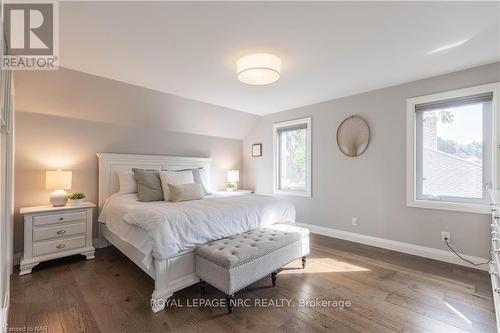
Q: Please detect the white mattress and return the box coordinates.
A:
[98,193,153,259]
[98,192,296,266]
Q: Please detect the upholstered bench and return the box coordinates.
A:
[195,224,310,313]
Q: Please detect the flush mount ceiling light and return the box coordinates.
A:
[237,53,281,85]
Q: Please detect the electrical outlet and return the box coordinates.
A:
[352,217,359,227]
[441,231,451,242]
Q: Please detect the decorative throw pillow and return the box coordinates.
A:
[159,170,195,201]
[165,168,211,195]
[196,168,212,195]
[116,170,137,194]
[168,183,204,202]
[132,168,163,202]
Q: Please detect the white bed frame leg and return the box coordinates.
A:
[151,258,173,313]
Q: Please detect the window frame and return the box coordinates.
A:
[273,117,312,197]
[406,83,500,214]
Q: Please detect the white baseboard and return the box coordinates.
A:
[94,237,109,249]
[296,222,489,271]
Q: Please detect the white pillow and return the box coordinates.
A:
[159,170,194,201]
[198,168,213,193]
[117,170,137,194]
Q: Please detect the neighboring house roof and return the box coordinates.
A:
[423,148,482,199]
[437,137,458,155]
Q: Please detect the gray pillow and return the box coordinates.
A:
[168,183,204,202]
[163,168,210,196]
[132,168,163,202]
[192,168,210,195]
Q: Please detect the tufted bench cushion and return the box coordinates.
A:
[195,224,309,297]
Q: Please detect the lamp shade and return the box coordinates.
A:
[45,170,72,190]
[227,170,240,183]
[237,53,281,85]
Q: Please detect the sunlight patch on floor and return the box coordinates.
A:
[280,257,370,274]
[444,301,472,325]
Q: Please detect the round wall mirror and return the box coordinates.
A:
[336,116,370,157]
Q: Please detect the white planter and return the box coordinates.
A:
[67,198,85,206]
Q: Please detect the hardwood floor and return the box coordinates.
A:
[9,233,496,333]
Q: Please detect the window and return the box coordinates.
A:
[273,117,311,197]
[407,83,499,214]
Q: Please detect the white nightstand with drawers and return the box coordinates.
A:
[19,202,96,275]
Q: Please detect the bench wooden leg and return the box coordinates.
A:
[271,271,278,287]
[302,256,307,269]
[226,294,234,313]
[200,280,207,295]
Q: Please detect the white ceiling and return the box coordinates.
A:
[60,1,500,115]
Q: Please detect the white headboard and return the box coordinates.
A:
[96,153,212,211]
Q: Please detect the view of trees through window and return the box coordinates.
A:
[279,127,306,189]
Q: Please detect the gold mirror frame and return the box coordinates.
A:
[336,116,370,157]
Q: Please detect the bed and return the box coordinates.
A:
[96,153,296,312]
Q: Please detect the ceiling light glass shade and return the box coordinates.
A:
[237,53,281,85]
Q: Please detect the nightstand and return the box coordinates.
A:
[19,202,96,275]
[213,189,254,196]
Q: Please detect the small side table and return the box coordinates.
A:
[19,202,96,275]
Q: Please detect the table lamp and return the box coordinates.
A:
[45,170,72,206]
[227,169,239,192]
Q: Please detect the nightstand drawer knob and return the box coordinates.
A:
[56,244,65,249]
[56,230,66,235]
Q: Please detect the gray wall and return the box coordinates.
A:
[14,68,258,140]
[14,68,256,254]
[243,62,500,258]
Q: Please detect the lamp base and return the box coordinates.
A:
[50,190,68,207]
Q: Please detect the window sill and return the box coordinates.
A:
[407,199,490,215]
[274,189,311,197]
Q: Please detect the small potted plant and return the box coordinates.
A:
[226,183,237,192]
[67,192,86,206]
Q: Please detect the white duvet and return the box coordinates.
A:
[99,193,295,261]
